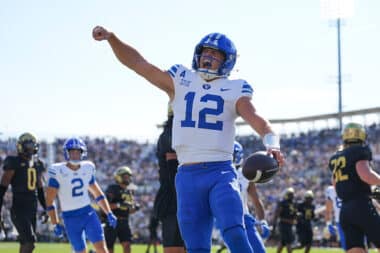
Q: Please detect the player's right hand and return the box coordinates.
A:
[107,212,117,229]
[92,26,111,41]
[53,224,64,237]
[327,223,336,236]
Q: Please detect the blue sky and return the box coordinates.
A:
[1,0,379,142]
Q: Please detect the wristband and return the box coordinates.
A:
[263,133,280,150]
[46,205,55,211]
[95,195,105,202]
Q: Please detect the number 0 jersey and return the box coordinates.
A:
[168,64,253,164]
[48,161,96,212]
[3,155,45,210]
[328,145,372,202]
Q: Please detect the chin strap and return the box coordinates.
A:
[68,160,81,166]
[197,69,223,81]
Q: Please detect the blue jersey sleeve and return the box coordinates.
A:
[48,177,60,188]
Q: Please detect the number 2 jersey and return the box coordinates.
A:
[3,155,45,211]
[168,64,253,164]
[48,161,95,212]
[328,145,372,202]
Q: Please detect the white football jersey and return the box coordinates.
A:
[237,168,250,215]
[48,161,96,212]
[168,65,253,164]
[325,185,342,223]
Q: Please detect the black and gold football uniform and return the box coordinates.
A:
[2,155,45,243]
[329,144,380,249]
[153,116,184,247]
[277,199,297,245]
[103,184,135,248]
[295,201,315,246]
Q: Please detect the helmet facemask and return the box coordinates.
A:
[196,47,226,81]
[192,33,237,81]
[17,133,39,158]
[63,138,88,165]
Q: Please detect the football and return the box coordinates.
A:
[242,151,279,183]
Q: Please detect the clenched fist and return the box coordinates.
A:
[92,26,112,41]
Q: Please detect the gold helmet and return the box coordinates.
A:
[114,166,133,185]
[284,187,295,200]
[304,190,314,200]
[342,122,366,144]
[16,132,39,157]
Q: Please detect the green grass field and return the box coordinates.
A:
[0,242,368,253]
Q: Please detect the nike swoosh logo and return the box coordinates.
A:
[220,88,230,91]
[221,171,230,174]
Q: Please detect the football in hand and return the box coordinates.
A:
[242,151,279,183]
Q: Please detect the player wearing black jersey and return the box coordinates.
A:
[328,123,380,253]
[292,190,315,253]
[273,187,297,253]
[0,133,47,253]
[153,106,185,253]
[103,166,139,253]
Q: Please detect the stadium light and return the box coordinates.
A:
[320,0,355,130]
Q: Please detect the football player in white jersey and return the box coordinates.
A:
[234,141,270,253]
[216,141,270,253]
[93,26,285,253]
[46,138,117,253]
[325,185,346,250]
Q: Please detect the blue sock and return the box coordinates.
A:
[222,225,253,253]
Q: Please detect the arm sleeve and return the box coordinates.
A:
[48,178,59,188]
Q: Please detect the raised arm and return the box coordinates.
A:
[92,26,174,99]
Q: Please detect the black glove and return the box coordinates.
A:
[39,211,49,224]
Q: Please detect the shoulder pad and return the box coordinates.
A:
[3,156,18,171]
[167,64,187,78]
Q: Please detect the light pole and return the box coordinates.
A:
[337,18,342,130]
[321,0,354,130]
